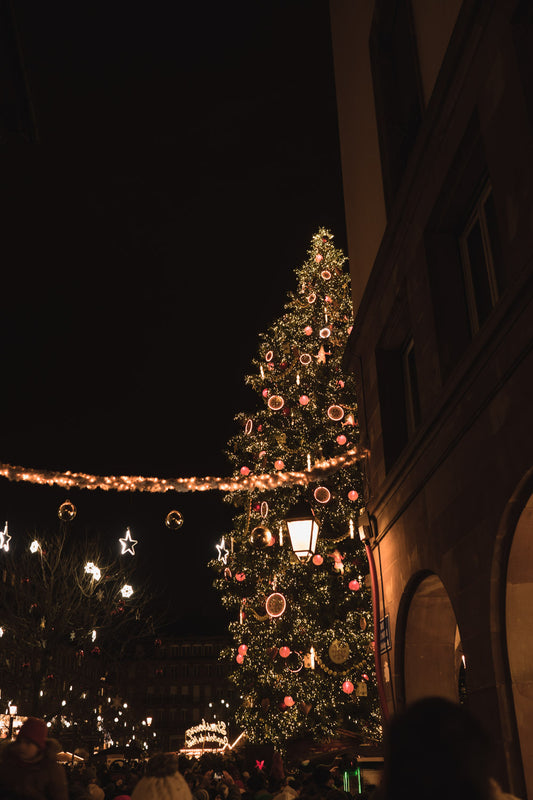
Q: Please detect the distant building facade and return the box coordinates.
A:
[125,634,234,753]
[330,0,533,796]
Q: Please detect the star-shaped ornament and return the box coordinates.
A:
[119,528,138,556]
[216,536,230,564]
[0,522,11,552]
[315,345,327,364]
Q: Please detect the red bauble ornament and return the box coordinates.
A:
[235,572,246,582]
[284,696,295,707]
[312,554,323,565]
[336,434,347,445]
[236,654,244,664]
[342,680,354,694]
[274,460,285,470]
[304,326,313,336]
[348,490,359,501]
[262,389,269,397]
[338,380,345,388]
[349,579,361,591]
[240,466,251,476]
[238,644,248,655]
[279,646,291,658]
[299,395,309,406]
[315,254,323,262]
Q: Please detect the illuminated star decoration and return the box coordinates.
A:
[0,522,11,552]
[216,536,230,564]
[120,584,133,599]
[119,527,138,556]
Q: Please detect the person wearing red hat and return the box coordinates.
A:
[0,716,68,799]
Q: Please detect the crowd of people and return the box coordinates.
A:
[0,697,523,800]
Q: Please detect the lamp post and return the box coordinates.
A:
[284,500,320,562]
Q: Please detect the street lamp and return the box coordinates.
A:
[284,500,320,562]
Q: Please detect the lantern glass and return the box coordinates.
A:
[285,503,319,562]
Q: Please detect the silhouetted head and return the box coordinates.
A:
[381,697,492,800]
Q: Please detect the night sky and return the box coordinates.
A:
[0,1,347,633]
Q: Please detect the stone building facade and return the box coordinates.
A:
[330,1,533,795]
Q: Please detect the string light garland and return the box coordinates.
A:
[0,448,366,494]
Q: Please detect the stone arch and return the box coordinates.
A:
[397,571,463,706]
[491,467,533,798]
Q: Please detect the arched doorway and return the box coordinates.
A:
[403,573,463,704]
[506,491,533,798]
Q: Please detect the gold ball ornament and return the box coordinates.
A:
[250,526,274,547]
[58,501,77,522]
[329,639,351,664]
[165,510,184,530]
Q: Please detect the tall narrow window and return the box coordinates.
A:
[402,338,421,434]
[460,184,503,333]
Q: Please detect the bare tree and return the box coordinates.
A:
[0,519,158,739]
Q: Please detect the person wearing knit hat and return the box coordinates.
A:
[0,715,68,799]
[131,753,193,800]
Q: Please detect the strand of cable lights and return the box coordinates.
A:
[0,448,366,494]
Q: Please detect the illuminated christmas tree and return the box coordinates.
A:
[211,229,382,751]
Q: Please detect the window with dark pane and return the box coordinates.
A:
[460,183,502,334]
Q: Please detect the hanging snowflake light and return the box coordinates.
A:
[85,562,101,581]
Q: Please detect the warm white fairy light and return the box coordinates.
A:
[30,540,40,553]
[0,448,366,494]
[120,584,133,598]
[91,630,97,642]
